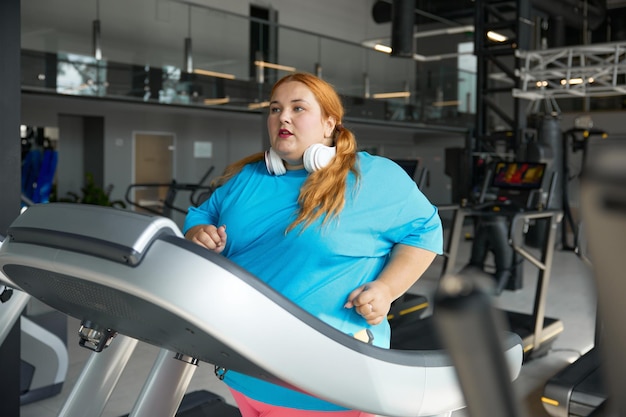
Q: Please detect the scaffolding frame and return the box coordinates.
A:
[514,41,626,100]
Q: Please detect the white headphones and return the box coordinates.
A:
[265,144,337,176]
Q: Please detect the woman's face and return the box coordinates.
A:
[267,81,336,169]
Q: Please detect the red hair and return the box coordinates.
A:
[215,72,360,232]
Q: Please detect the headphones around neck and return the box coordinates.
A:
[265,144,337,176]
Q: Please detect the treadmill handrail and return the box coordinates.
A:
[7,203,181,265]
[508,209,563,270]
[0,204,524,417]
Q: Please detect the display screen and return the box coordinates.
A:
[392,159,419,179]
[491,161,546,190]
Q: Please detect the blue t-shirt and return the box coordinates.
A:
[183,152,443,410]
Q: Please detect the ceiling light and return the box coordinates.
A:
[363,26,476,62]
[363,24,474,49]
[203,97,230,105]
[487,31,508,42]
[416,25,474,38]
[254,61,296,72]
[560,77,594,85]
[193,69,236,80]
[372,91,411,99]
[374,44,392,54]
[432,100,460,107]
[248,101,270,109]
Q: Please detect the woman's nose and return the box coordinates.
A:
[279,109,290,123]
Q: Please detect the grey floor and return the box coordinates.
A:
[19,223,598,417]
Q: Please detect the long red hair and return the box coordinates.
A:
[215,72,360,232]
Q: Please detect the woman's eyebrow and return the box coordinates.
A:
[269,98,308,105]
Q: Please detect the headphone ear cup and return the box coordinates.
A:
[303,144,337,172]
[265,148,286,176]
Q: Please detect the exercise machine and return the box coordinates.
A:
[444,205,563,361]
[125,166,215,218]
[541,136,625,417]
[20,304,69,405]
[542,287,606,416]
[0,203,524,417]
[465,161,554,292]
[434,272,528,417]
[579,138,626,416]
[412,139,626,417]
[441,162,564,361]
[542,345,607,417]
[0,252,29,346]
[560,127,607,254]
[0,235,69,406]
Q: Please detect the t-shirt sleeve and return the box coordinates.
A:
[397,190,444,254]
[182,188,222,235]
[381,161,444,254]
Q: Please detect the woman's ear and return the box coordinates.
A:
[324,116,337,139]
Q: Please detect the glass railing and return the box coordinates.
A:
[20,0,475,130]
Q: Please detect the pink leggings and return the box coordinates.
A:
[229,388,376,417]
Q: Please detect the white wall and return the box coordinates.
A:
[21,94,264,227]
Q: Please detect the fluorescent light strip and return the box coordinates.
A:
[413,25,474,39]
[374,44,392,54]
[254,60,296,72]
[561,77,594,85]
[248,101,270,109]
[372,91,411,99]
[432,100,460,107]
[193,69,236,80]
[487,31,508,42]
[364,24,474,48]
[203,97,230,105]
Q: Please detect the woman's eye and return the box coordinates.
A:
[270,107,281,113]
[293,106,304,112]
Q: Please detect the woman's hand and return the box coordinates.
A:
[344,244,438,326]
[344,280,393,326]
[185,224,227,253]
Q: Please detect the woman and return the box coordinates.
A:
[184,72,443,417]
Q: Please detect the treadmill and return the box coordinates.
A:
[542,347,607,417]
[426,142,626,417]
[541,137,626,417]
[0,203,524,417]
[441,161,564,361]
[542,305,607,417]
[580,138,626,417]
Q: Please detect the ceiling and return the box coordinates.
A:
[372,0,626,30]
[367,0,626,52]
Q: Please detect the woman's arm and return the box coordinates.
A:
[345,244,437,325]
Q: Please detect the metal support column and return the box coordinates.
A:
[0,0,22,414]
[474,0,533,159]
